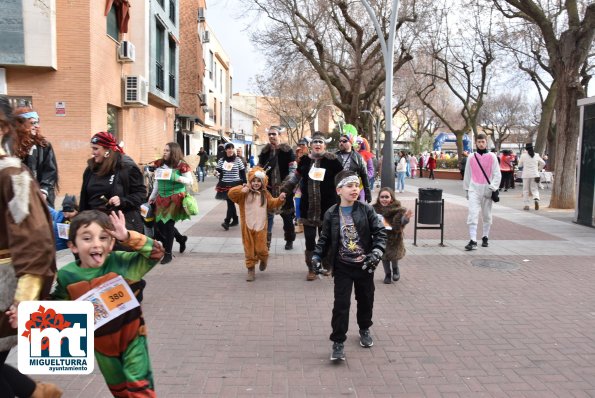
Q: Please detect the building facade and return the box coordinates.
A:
[0,0,179,195]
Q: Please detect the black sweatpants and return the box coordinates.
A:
[0,351,36,398]
[330,261,375,343]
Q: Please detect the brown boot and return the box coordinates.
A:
[246,268,255,281]
[31,382,63,398]
[304,250,315,281]
[306,270,316,281]
[259,258,268,271]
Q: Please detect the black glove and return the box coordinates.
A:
[362,249,382,273]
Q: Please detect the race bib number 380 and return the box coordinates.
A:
[76,275,139,330]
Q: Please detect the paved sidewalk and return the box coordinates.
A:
[10,177,595,397]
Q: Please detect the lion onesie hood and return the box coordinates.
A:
[228,167,285,269]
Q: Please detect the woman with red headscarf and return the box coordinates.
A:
[79,132,146,234]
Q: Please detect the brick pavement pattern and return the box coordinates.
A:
[21,179,595,397]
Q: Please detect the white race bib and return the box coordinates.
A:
[56,223,70,239]
[155,168,172,180]
[309,166,326,181]
[139,204,150,218]
[76,275,140,330]
[222,161,234,172]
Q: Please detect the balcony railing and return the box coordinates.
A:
[156,62,164,91]
[169,73,176,98]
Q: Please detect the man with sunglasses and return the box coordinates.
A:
[257,126,297,250]
[282,132,344,281]
[336,134,372,203]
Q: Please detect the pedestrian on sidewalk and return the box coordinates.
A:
[311,170,387,361]
[409,153,418,179]
[228,167,286,281]
[258,126,297,250]
[282,132,344,281]
[1,96,63,398]
[14,107,59,207]
[463,133,501,251]
[373,187,412,284]
[458,151,468,180]
[427,153,437,180]
[52,210,164,397]
[215,143,246,230]
[196,147,209,182]
[518,143,545,211]
[80,132,147,244]
[395,150,407,193]
[498,149,515,191]
[149,142,192,264]
[336,128,372,203]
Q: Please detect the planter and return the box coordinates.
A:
[432,169,463,180]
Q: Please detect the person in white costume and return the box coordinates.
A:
[463,133,501,250]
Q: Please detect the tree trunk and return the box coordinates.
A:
[549,73,583,209]
[535,82,557,155]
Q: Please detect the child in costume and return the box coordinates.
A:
[311,170,386,361]
[228,167,286,281]
[52,210,165,397]
[48,194,79,250]
[373,187,412,284]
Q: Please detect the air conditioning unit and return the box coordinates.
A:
[123,75,148,106]
[202,31,210,43]
[198,93,207,105]
[202,105,211,113]
[117,41,135,63]
[197,7,205,22]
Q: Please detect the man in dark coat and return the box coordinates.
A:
[336,134,372,202]
[258,126,297,249]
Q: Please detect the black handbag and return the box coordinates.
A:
[475,155,500,203]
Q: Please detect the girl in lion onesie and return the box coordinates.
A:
[228,167,286,281]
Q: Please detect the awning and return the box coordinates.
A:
[232,140,247,146]
[203,132,220,139]
[221,135,231,143]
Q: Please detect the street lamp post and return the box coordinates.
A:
[360,110,381,159]
[360,0,400,190]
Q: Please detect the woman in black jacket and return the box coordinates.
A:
[14,108,59,207]
[79,132,146,233]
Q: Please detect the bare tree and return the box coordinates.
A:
[254,61,329,146]
[413,0,497,159]
[246,0,426,144]
[480,92,531,151]
[491,0,595,208]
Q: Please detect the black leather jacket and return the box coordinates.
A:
[336,150,372,202]
[24,142,58,207]
[313,201,386,269]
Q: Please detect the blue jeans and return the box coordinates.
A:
[396,171,406,191]
[198,166,206,182]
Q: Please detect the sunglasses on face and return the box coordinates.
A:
[339,139,349,143]
[311,140,324,145]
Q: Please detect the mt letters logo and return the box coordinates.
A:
[18,301,94,374]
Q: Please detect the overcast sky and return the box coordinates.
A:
[206,0,265,94]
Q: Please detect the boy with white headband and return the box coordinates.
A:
[311,169,386,361]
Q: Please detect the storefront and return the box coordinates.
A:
[575,96,595,227]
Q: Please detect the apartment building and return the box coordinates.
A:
[0,0,179,195]
[199,23,233,154]
[176,0,207,156]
